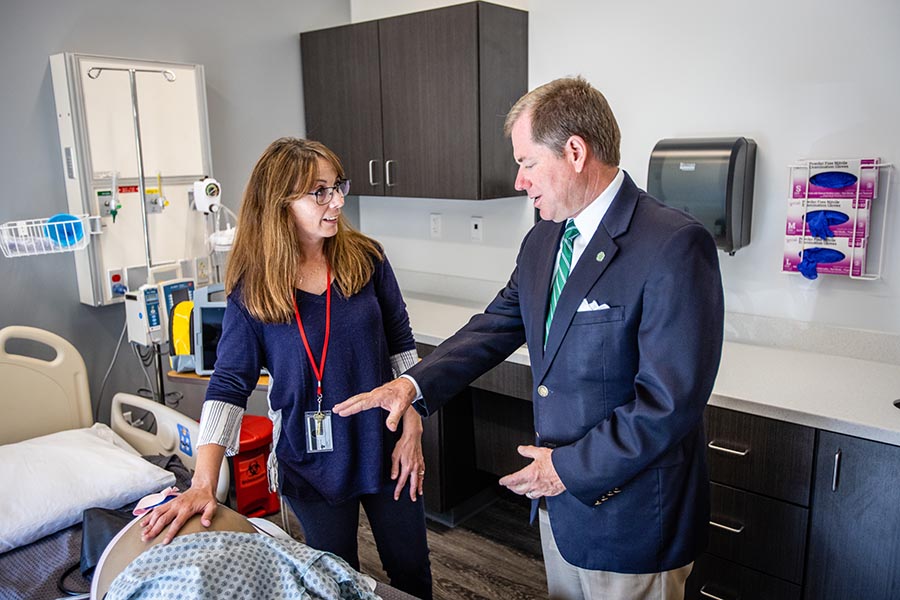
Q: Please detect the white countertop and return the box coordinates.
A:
[405,295,900,446]
[405,295,531,366]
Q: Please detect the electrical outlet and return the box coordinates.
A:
[430,213,442,239]
[195,256,211,286]
[107,268,126,298]
[470,216,484,242]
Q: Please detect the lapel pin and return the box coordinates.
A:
[596,251,606,262]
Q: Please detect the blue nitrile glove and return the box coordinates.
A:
[806,210,849,239]
[809,171,857,189]
[798,247,845,280]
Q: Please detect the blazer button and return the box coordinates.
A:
[537,385,549,397]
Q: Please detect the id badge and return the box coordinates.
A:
[305,410,334,453]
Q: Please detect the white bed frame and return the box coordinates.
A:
[0,325,228,501]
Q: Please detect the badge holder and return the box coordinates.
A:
[305,410,333,453]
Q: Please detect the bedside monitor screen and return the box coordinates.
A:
[199,306,226,373]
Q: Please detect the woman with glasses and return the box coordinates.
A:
[140,137,432,599]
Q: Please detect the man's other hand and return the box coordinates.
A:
[499,445,566,499]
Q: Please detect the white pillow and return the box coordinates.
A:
[0,423,176,553]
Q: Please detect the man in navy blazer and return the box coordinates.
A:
[337,77,724,599]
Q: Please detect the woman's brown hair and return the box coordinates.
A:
[225,137,383,323]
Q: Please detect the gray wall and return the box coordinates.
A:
[0,0,350,422]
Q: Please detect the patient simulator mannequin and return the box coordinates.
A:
[92,505,255,599]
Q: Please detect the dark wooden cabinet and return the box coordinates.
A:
[688,407,815,600]
[301,21,384,197]
[804,431,900,600]
[301,2,527,200]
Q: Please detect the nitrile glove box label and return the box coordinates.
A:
[783,235,866,277]
[785,196,868,240]
[791,159,879,200]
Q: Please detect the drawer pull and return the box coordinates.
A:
[832,448,842,492]
[368,159,381,186]
[710,519,745,534]
[708,440,750,457]
[700,585,733,600]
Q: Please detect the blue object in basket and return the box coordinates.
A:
[809,171,858,189]
[44,214,84,247]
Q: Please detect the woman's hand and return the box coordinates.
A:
[140,443,225,544]
[140,485,218,545]
[391,409,425,501]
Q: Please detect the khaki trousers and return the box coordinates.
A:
[539,508,693,600]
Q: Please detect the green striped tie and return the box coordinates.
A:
[545,219,580,343]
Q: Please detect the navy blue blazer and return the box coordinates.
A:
[407,172,724,573]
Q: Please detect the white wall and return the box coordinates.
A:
[354,0,900,342]
[528,0,900,335]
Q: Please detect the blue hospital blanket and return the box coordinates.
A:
[105,531,381,600]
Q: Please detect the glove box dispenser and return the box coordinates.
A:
[647,137,757,254]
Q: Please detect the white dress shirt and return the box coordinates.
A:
[559,168,624,273]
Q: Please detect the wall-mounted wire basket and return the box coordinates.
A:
[0,214,101,258]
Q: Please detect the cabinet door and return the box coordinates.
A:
[804,431,900,600]
[301,22,385,196]
[378,4,480,199]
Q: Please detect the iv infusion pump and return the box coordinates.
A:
[125,277,195,346]
[125,285,164,346]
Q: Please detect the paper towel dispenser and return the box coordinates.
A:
[647,137,757,254]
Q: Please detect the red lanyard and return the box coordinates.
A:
[292,263,331,400]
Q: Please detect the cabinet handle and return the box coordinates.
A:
[699,585,732,600]
[710,519,745,534]
[832,448,842,492]
[385,160,396,187]
[368,160,381,186]
[707,440,750,457]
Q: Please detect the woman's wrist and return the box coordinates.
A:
[400,411,423,438]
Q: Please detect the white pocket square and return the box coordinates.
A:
[577,299,611,312]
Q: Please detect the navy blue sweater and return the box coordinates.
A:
[205,256,416,504]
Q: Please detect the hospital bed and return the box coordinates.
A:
[0,326,416,600]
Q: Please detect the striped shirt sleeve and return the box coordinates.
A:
[390,348,419,379]
[198,400,244,456]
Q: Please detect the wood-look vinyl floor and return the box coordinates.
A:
[274,493,547,600]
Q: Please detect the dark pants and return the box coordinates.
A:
[285,480,433,600]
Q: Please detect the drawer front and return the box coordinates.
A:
[686,553,802,600]
[708,483,808,583]
[705,406,815,505]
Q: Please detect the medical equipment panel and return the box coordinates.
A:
[159,278,195,324]
[125,285,164,346]
[49,53,214,306]
[192,283,226,376]
[647,137,757,254]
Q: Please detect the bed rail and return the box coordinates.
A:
[111,393,230,502]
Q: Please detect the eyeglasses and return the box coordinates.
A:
[307,179,351,205]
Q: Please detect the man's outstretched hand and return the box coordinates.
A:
[333,377,418,432]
